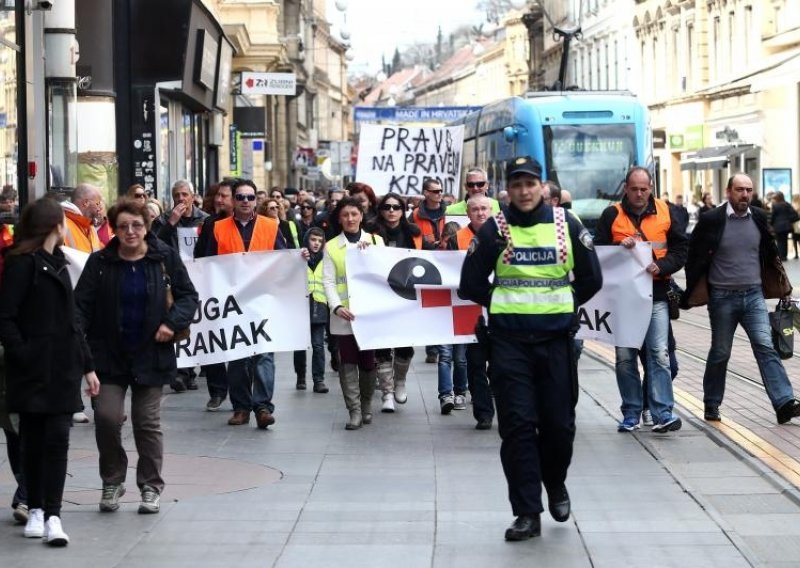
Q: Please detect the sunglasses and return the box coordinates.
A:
[235,194,256,201]
[267,205,279,210]
[466,181,486,188]
[133,193,146,199]
[300,205,314,210]
[380,204,403,211]
[425,188,443,194]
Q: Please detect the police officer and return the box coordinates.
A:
[459,156,603,541]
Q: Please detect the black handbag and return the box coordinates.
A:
[770,299,795,359]
[667,279,683,321]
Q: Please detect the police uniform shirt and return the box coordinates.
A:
[459,201,602,323]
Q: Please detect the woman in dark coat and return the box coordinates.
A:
[74,198,198,516]
[0,197,100,546]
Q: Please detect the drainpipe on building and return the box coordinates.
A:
[42,0,78,194]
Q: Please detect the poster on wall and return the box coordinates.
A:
[763,168,792,200]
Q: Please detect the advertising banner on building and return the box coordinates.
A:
[241,72,297,96]
[355,123,464,195]
[62,248,311,367]
[575,244,653,348]
[347,247,482,350]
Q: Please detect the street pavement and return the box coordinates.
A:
[4,328,800,567]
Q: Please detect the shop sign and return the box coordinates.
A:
[669,134,684,149]
[685,125,704,150]
[230,124,240,177]
[241,72,297,96]
[652,129,666,149]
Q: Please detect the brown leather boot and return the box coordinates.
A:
[255,409,275,429]
[227,410,250,426]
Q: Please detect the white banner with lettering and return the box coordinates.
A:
[575,243,653,348]
[177,227,199,261]
[355,123,464,196]
[62,247,311,367]
[347,247,483,350]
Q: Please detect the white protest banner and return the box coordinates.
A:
[576,243,653,348]
[347,247,482,350]
[355,123,464,196]
[62,247,89,288]
[62,247,311,367]
[177,227,199,261]
[176,250,310,367]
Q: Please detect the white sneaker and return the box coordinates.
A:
[381,394,395,413]
[72,411,90,424]
[138,485,160,514]
[394,382,408,404]
[23,507,44,538]
[44,516,69,547]
[454,394,467,410]
[642,409,654,427]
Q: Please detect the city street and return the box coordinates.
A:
[5,259,800,567]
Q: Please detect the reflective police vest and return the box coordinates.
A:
[325,232,385,309]
[611,199,670,279]
[489,207,574,330]
[307,262,326,304]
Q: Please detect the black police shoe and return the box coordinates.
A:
[504,514,541,541]
[777,399,800,424]
[547,484,571,522]
[704,406,721,421]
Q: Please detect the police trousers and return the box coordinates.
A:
[490,331,577,516]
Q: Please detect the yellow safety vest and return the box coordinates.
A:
[325,232,384,309]
[490,207,574,326]
[308,262,326,304]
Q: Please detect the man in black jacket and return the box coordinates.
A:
[683,173,800,424]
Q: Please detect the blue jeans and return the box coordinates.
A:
[704,286,794,410]
[438,344,467,398]
[228,352,275,413]
[615,301,675,424]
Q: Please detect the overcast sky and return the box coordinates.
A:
[326,0,487,77]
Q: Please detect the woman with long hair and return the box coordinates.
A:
[74,198,198,517]
[323,196,384,429]
[0,197,100,546]
[370,192,425,412]
[346,182,378,229]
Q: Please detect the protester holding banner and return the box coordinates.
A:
[371,192,425,412]
[0,197,101,546]
[323,196,385,430]
[447,195,495,429]
[206,179,286,429]
[194,180,234,412]
[74,197,198,516]
[459,156,603,541]
[594,167,688,434]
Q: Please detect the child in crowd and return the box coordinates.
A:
[297,227,329,393]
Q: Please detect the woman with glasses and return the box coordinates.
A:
[371,192,428,412]
[74,198,198,516]
[323,196,384,429]
[0,197,100,546]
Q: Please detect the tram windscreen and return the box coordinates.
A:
[543,124,637,227]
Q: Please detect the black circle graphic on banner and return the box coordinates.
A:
[387,258,443,301]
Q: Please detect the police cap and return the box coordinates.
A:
[505,156,543,180]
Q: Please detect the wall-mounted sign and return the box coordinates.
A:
[652,129,666,149]
[215,39,233,109]
[194,29,218,89]
[240,72,296,96]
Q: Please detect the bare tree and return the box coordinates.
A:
[476,0,518,23]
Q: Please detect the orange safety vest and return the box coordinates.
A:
[213,215,279,254]
[611,199,671,277]
[411,234,422,250]
[411,207,445,245]
[63,210,103,253]
[454,226,475,251]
